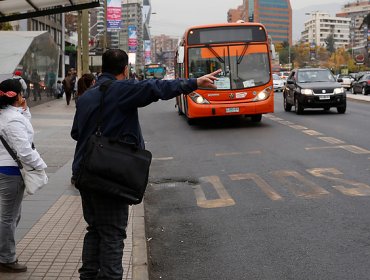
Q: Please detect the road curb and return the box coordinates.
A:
[132,200,149,280]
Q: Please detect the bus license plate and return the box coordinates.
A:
[319,95,330,100]
[226,107,239,113]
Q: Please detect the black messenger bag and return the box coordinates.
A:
[75,80,152,205]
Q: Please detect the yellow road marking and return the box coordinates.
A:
[308,168,370,196]
[303,130,323,136]
[289,125,308,130]
[318,137,345,144]
[152,157,174,161]
[193,176,235,208]
[215,151,262,157]
[229,173,283,201]
[306,145,370,154]
[272,170,329,198]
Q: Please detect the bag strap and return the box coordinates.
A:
[0,135,23,169]
[96,79,114,135]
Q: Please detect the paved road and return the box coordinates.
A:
[142,93,370,280]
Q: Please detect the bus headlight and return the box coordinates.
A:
[188,92,210,104]
[253,86,272,101]
[334,88,344,94]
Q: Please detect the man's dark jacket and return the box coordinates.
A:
[71,73,197,176]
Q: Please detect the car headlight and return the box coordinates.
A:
[301,89,314,95]
[333,88,344,94]
[188,92,210,104]
[253,86,272,101]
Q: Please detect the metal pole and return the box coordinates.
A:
[82,9,89,73]
[103,0,107,52]
[77,11,82,77]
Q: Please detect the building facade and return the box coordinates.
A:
[300,12,350,50]
[151,34,178,70]
[227,5,244,22]
[336,1,370,49]
[236,0,292,45]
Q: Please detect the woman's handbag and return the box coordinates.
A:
[0,135,48,195]
[75,80,152,205]
[20,168,48,195]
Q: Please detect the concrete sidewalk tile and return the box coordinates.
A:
[0,195,134,280]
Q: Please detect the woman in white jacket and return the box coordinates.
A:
[0,79,46,273]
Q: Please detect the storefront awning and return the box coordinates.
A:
[0,0,100,23]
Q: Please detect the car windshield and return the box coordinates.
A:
[297,70,335,83]
[273,74,281,80]
[188,44,270,90]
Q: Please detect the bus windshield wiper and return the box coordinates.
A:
[205,44,225,64]
[237,43,250,65]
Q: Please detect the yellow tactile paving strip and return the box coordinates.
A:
[0,195,133,280]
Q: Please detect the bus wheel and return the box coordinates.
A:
[251,114,262,122]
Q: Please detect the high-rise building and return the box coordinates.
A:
[227,5,244,22]
[300,12,350,49]
[336,1,370,49]
[235,0,292,45]
[151,34,178,70]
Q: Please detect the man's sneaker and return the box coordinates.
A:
[0,260,27,273]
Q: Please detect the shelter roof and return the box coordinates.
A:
[0,0,100,23]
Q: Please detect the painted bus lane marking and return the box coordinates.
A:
[229,173,283,201]
[305,145,370,154]
[271,170,330,199]
[307,168,370,196]
[193,176,235,208]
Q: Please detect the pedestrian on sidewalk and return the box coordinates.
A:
[62,69,75,105]
[71,49,220,280]
[0,79,47,273]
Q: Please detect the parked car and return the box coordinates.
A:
[272,73,285,92]
[279,71,290,82]
[336,74,354,90]
[351,74,370,95]
[283,68,346,114]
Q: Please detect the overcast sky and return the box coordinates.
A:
[149,0,348,37]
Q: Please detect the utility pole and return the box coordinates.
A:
[77,11,82,77]
[102,0,107,52]
[82,9,89,73]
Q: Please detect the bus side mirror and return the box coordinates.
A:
[177,46,184,63]
[270,44,276,60]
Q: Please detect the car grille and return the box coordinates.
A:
[312,88,333,94]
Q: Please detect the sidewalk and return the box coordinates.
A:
[0,99,148,280]
[346,92,370,102]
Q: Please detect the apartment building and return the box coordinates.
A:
[233,0,292,45]
[300,12,350,49]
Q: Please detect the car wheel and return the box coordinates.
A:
[351,87,356,94]
[251,114,262,122]
[362,87,366,95]
[295,98,304,115]
[284,95,292,112]
[337,103,346,114]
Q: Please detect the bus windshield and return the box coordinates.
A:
[188,44,270,90]
[144,64,166,79]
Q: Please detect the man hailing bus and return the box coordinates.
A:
[71,49,220,280]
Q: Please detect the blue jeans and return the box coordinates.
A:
[79,190,129,280]
[0,174,24,263]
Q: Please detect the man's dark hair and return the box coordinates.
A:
[102,49,128,76]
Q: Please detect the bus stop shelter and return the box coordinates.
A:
[0,0,99,23]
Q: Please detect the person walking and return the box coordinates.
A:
[0,79,47,273]
[62,70,74,105]
[71,49,220,280]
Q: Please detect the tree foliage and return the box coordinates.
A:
[0,22,13,31]
[325,34,335,54]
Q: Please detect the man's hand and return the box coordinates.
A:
[196,69,222,89]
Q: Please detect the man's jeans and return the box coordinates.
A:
[0,174,24,263]
[79,190,129,280]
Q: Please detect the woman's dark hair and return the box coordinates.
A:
[77,73,96,97]
[0,79,22,108]
[102,49,128,75]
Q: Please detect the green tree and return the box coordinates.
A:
[0,22,13,31]
[325,34,335,54]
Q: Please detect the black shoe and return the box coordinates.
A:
[0,260,27,273]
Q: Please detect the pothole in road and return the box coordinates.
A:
[149,177,199,190]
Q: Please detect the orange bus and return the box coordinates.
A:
[175,22,274,124]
